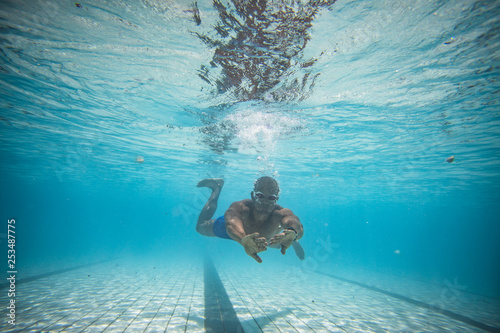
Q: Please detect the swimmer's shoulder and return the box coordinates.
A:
[228,199,252,212]
[274,206,295,217]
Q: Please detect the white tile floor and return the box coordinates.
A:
[0,258,497,332]
[0,259,204,333]
[217,262,491,333]
[318,265,500,330]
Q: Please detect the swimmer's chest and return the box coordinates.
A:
[241,214,281,239]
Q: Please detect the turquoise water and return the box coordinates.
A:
[1,0,500,328]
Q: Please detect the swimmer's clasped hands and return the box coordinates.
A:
[269,230,296,255]
[241,232,268,263]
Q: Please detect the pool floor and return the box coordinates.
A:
[0,257,498,332]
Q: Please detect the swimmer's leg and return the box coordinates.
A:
[196,178,224,237]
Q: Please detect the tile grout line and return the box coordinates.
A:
[184,265,200,333]
[15,261,140,332]
[231,266,323,332]
[239,266,348,332]
[218,269,264,333]
[142,269,188,332]
[228,266,341,333]
[164,268,192,332]
[72,268,158,332]
[140,269,183,332]
[0,259,117,290]
[222,266,283,333]
[119,270,172,332]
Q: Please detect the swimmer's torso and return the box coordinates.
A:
[229,199,286,240]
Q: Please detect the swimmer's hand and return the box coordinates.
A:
[241,233,268,263]
[269,230,296,255]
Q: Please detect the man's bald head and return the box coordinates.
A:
[254,176,280,195]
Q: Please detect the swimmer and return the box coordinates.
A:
[196,176,305,263]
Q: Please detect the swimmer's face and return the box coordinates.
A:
[251,179,279,213]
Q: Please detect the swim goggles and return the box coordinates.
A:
[254,191,279,201]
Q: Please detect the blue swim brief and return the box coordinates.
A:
[213,216,232,240]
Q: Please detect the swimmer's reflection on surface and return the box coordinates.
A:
[193,0,337,102]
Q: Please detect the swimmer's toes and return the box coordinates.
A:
[197,178,224,189]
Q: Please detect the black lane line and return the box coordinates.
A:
[204,256,244,333]
[318,272,500,333]
[0,259,114,289]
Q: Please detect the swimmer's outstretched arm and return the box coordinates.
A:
[225,202,267,263]
[224,203,247,243]
[269,210,304,255]
[280,213,304,240]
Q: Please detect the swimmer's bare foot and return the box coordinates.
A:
[292,241,305,260]
[197,178,224,190]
